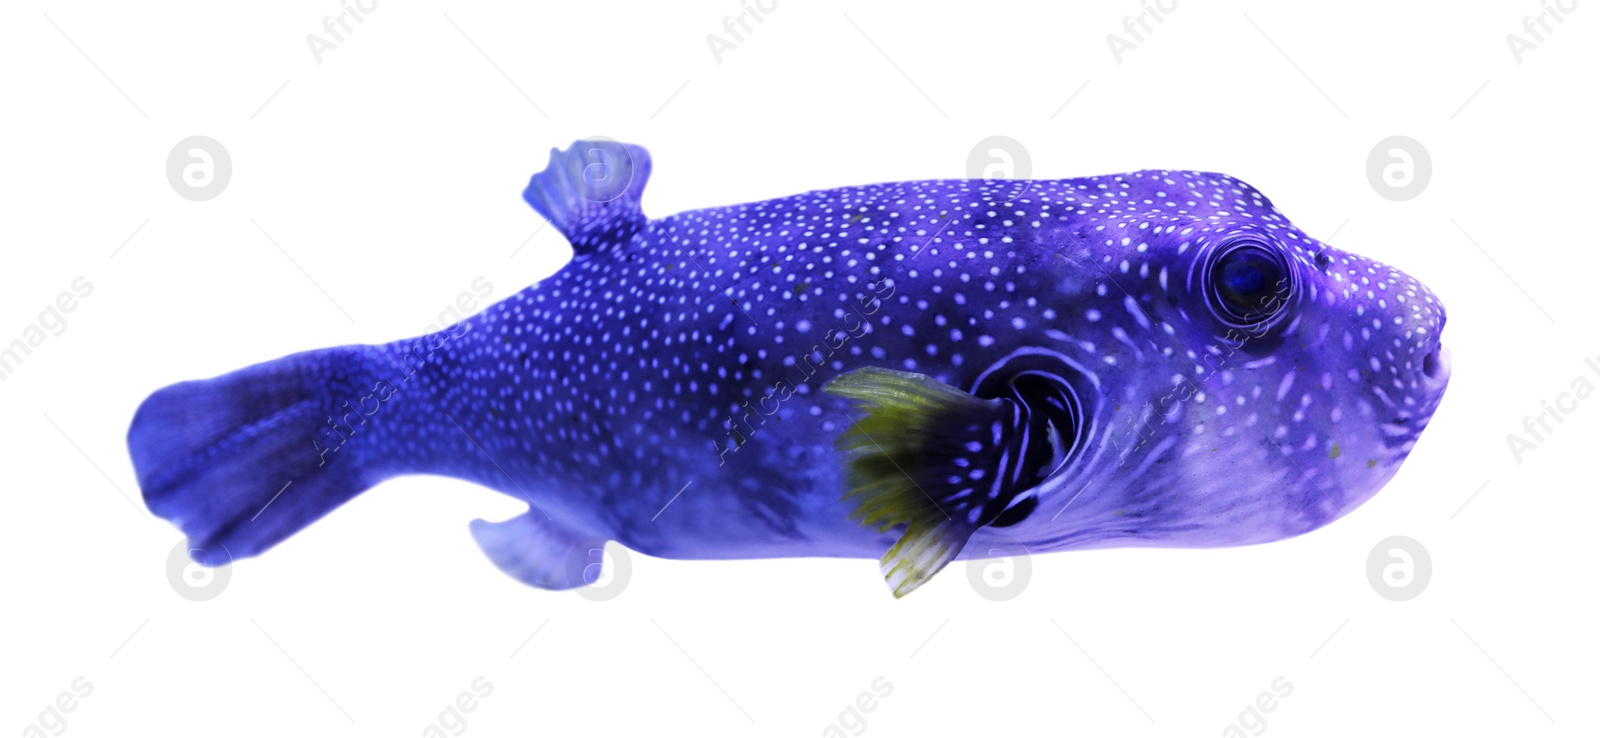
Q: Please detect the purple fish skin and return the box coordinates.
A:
[129,141,1450,586]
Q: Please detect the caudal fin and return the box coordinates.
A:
[128,345,393,565]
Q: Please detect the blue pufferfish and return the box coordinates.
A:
[127,139,1451,598]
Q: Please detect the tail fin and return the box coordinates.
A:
[128,345,392,565]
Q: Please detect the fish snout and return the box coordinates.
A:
[1419,301,1449,388]
[1421,343,1450,388]
[1410,286,1449,392]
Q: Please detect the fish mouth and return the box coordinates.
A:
[1421,344,1451,388]
[1421,306,1450,388]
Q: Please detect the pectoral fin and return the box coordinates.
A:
[826,367,1027,598]
[880,518,977,599]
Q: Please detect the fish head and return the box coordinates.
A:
[995,171,1451,549]
[1160,209,1450,500]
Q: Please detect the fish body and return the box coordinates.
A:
[128,140,1451,596]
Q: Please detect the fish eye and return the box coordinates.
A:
[1206,240,1291,328]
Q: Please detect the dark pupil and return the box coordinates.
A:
[1215,250,1282,315]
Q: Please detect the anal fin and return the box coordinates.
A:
[469,510,603,590]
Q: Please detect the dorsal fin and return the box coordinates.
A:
[522,139,651,255]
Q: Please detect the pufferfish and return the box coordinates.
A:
[127,139,1451,598]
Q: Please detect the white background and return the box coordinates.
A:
[2,1,1595,736]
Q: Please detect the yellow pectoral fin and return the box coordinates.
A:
[881,518,977,598]
[825,366,1002,598]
